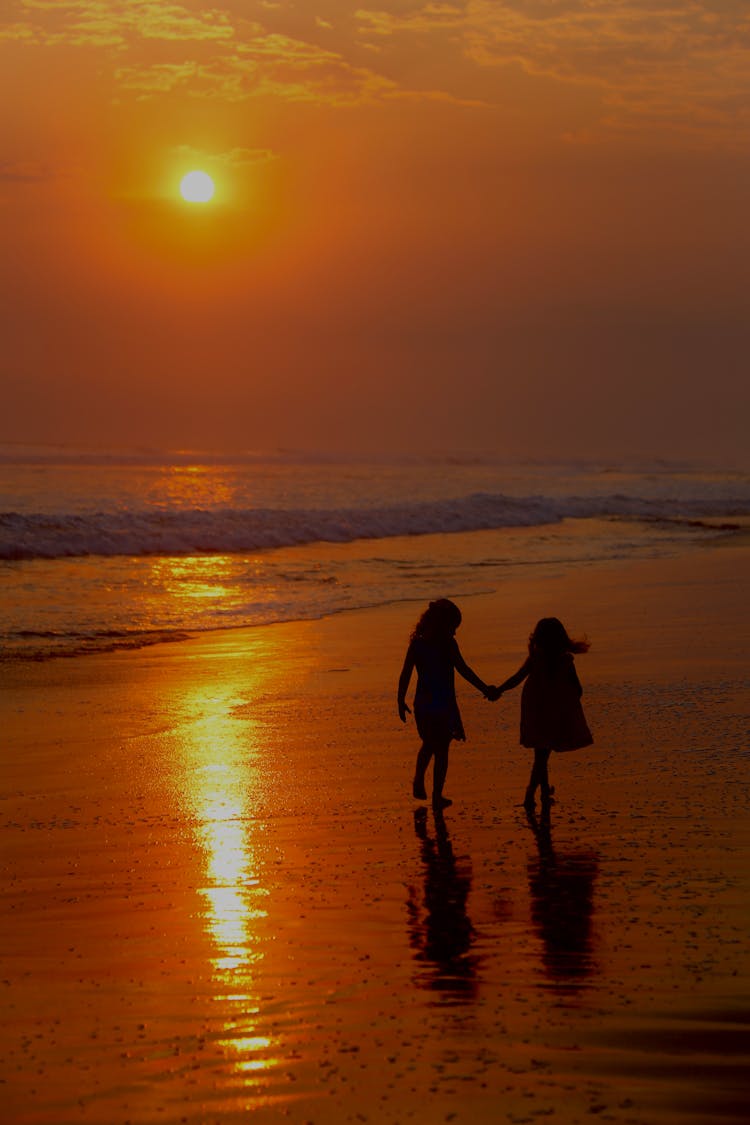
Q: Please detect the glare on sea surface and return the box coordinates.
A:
[154,555,234,604]
[159,463,233,508]
[180,170,215,203]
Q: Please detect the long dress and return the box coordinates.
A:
[519,651,593,753]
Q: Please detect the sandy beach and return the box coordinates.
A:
[2,539,748,1125]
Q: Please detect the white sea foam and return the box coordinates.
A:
[0,492,746,561]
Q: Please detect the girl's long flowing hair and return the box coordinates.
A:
[412,599,462,642]
[528,616,589,657]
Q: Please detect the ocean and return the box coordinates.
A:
[1,445,747,661]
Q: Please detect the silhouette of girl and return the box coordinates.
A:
[493,617,592,809]
[398,599,492,808]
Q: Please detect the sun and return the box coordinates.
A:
[180,170,215,203]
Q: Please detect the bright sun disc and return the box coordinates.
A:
[180,170,215,203]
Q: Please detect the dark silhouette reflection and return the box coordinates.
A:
[407,807,480,1001]
[525,806,599,993]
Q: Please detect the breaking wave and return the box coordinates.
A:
[1,492,745,561]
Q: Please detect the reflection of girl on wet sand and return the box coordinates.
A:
[492,616,593,809]
[526,806,599,991]
[406,807,479,1000]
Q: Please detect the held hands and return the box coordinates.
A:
[400,687,501,720]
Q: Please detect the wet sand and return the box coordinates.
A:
[1,541,749,1124]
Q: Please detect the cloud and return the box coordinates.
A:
[0,21,40,43]
[355,4,466,36]
[3,0,233,48]
[127,29,391,108]
[171,143,278,167]
[0,158,55,181]
[6,0,747,132]
[4,1,475,107]
[114,60,201,94]
[112,26,476,107]
[231,32,404,105]
[354,1,750,139]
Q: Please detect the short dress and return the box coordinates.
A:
[410,636,466,744]
[520,652,593,753]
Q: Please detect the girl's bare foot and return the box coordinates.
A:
[413,779,427,800]
[432,796,452,809]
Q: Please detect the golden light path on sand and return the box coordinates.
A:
[178,677,278,1083]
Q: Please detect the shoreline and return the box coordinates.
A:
[4,522,748,667]
[2,541,748,1124]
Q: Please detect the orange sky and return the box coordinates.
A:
[1,1,748,461]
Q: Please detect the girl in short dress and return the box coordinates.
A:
[398,599,492,809]
[494,617,592,809]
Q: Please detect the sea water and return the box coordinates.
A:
[1,445,747,660]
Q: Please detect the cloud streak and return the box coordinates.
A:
[11,0,233,46]
[0,158,55,181]
[171,143,278,167]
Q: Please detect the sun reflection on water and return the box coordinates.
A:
[151,554,234,605]
[179,680,278,1084]
[157,463,237,509]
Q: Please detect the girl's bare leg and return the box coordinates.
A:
[413,742,433,799]
[537,749,554,804]
[432,741,452,807]
[525,748,552,807]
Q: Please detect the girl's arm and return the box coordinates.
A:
[397,644,415,721]
[496,657,531,695]
[453,643,492,697]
